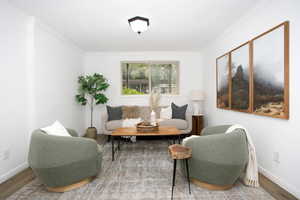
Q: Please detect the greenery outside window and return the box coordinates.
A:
[121,61,179,95]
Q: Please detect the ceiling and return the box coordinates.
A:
[10,0,260,51]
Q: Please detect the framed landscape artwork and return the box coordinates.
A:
[230,42,251,112]
[252,22,289,119]
[216,21,289,119]
[216,54,230,109]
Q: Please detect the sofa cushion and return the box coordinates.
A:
[107,106,122,121]
[122,106,140,119]
[106,120,123,131]
[171,103,188,120]
[122,118,142,127]
[158,119,188,130]
[138,106,151,121]
[138,106,162,121]
[160,106,172,119]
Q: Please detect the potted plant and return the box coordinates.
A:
[75,73,109,139]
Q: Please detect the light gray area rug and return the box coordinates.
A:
[7,140,275,200]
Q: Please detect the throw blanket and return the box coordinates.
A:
[225,124,259,187]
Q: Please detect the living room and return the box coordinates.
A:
[0,0,299,199]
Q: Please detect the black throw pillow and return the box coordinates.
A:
[171,103,188,120]
[106,106,122,121]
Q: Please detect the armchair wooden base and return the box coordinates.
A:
[46,177,93,193]
[191,178,233,191]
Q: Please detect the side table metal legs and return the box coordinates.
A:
[171,159,191,200]
[172,135,181,144]
[171,159,177,200]
[185,159,191,194]
[111,136,114,161]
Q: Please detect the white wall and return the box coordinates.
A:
[0,0,32,183]
[33,22,85,133]
[84,52,203,131]
[202,0,300,197]
[0,1,85,183]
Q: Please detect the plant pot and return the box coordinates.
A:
[85,127,97,140]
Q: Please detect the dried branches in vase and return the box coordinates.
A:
[149,90,161,114]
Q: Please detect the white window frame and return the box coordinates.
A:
[120,61,180,96]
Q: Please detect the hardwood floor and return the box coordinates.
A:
[0,168,35,200]
[259,173,298,200]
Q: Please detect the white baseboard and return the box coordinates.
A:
[0,162,29,184]
[259,166,300,198]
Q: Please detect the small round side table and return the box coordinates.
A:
[168,144,192,200]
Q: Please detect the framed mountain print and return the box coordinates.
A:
[230,42,251,112]
[216,54,230,109]
[215,21,289,119]
[252,22,289,119]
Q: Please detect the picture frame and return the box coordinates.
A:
[216,54,230,109]
[230,42,251,112]
[252,22,289,119]
[215,21,289,119]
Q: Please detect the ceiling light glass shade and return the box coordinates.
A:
[128,16,149,34]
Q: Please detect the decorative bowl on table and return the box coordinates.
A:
[136,121,159,132]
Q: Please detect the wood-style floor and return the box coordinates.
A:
[259,174,298,200]
[0,168,35,200]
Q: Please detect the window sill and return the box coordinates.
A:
[120,94,181,98]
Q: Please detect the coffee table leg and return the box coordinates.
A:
[118,136,121,150]
[178,135,181,144]
[112,136,114,161]
[185,159,191,194]
[171,159,177,200]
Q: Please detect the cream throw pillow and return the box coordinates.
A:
[41,121,70,137]
[160,106,172,119]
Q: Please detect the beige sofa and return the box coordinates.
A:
[101,106,192,135]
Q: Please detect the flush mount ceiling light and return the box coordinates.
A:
[128,16,150,34]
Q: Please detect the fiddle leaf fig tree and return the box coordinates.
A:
[75,73,109,127]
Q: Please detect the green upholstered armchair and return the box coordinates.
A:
[182,125,248,190]
[28,128,102,191]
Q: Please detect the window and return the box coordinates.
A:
[121,61,179,95]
